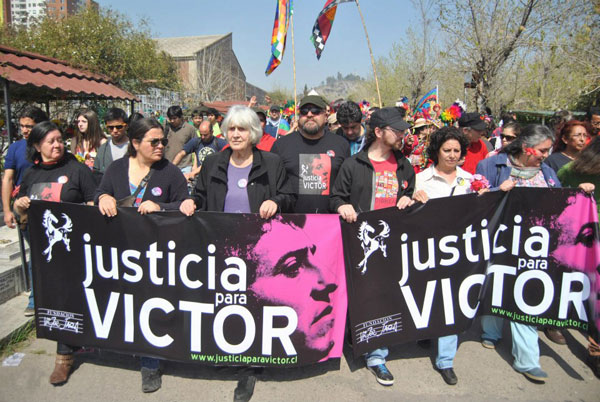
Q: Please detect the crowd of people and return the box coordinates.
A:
[2,96,599,397]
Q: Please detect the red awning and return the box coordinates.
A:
[0,45,137,101]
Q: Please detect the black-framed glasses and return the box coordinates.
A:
[107,124,126,131]
[500,134,516,141]
[299,106,324,116]
[147,138,168,147]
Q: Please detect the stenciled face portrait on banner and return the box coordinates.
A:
[243,215,346,362]
[551,192,600,335]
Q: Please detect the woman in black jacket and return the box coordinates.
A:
[95,117,188,393]
[178,105,294,400]
[179,105,294,217]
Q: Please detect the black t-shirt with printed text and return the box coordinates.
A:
[18,153,96,204]
[271,131,350,213]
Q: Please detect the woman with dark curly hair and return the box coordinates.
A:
[412,126,475,386]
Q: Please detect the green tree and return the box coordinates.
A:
[266,86,292,106]
[0,8,180,93]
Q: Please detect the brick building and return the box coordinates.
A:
[155,33,266,103]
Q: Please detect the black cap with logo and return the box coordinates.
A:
[458,112,487,131]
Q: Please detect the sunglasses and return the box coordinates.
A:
[299,106,324,116]
[500,134,516,141]
[107,124,126,131]
[147,138,168,147]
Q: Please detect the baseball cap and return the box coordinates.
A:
[269,105,281,112]
[299,95,328,110]
[458,112,487,131]
[369,107,411,131]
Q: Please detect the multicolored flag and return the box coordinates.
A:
[413,87,438,118]
[265,0,294,76]
[277,118,291,136]
[310,0,353,60]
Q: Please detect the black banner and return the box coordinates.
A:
[29,202,347,367]
[342,188,599,356]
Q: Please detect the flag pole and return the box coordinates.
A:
[291,9,297,115]
[354,0,382,107]
[436,84,439,105]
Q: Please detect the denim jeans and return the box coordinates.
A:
[435,335,457,369]
[365,347,388,367]
[481,315,540,372]
[20,227,34,309]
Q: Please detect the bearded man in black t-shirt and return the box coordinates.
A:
[271,95,350,213]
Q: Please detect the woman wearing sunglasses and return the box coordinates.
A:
[486,121,522,159]
[94,117,188,392]
[96,117,189,217]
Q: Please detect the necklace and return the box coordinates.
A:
[560,151,575,160]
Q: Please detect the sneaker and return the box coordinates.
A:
[438,367,458,385]
[141,367,161,393]
[520,367,548,383]
[24,307,35,317]
[367,364,394,386]
[481,339,497,349]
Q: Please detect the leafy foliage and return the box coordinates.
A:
[0,8,180,93]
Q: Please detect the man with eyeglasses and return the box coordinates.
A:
[164,105,195,173]
[93,108,129,175]
[330,107,415,386]
[271,95,350,213]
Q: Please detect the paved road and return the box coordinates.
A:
[1,320,598,401]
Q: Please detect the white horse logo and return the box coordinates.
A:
[357,220,390,275]
[41,210,73,262]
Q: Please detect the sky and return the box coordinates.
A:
[97,0,417,93]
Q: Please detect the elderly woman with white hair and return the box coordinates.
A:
[179,105,295,217]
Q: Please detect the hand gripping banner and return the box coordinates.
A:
[341,188,599,357]
[28,202,347,367]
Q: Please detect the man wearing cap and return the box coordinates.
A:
[408,118,436,171]
[253,108,277,151]
[458,112,489,174]
[271,95,350,213]
[265,105,282,138]
[330,107,414,386]
[336,101,366,155]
